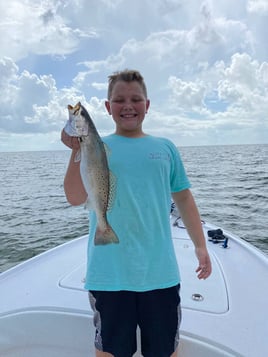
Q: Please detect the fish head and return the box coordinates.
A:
[64,102,90,137]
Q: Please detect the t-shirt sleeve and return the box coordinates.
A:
[168,140,191,192]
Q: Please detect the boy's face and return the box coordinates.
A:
[105,80,150,137]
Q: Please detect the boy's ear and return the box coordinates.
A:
[105,100,111,115]
[146,99,150,112]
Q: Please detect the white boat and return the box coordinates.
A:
[1,207,268,357]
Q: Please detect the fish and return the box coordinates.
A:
[65,102,119,245]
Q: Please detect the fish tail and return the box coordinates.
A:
[94,225,119,245]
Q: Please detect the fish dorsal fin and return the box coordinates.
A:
[74,150,81,162]
[107,170,116,211]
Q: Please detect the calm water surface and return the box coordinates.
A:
[0,144,267,272]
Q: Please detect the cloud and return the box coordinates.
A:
[0,57,76,133]
[91,82,108,91]
[0,0,267,150]
[0,0,97,61]
[75,2,255,93]
[218,53,268,114]
[164,52,268,146]
[0,57,113,137]
[168,77,206,111]
[247,0,268,14]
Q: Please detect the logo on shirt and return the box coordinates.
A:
[149,152,171,161]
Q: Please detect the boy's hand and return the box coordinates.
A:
[61,129,80,151]
[195,247,212,279]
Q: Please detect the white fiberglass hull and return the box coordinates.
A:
[1,214,267,357]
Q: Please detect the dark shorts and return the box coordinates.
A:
[89,284,181,357]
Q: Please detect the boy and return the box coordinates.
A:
[61,69,211,357]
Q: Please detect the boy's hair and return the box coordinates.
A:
[107,69,147,99]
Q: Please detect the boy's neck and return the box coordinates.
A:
[114,130,147,138]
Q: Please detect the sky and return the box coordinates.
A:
[0,0,268,152]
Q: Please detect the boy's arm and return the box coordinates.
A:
[61,130,87,206]
[172,189,212,279]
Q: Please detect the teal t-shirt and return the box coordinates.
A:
[84,134,191,292]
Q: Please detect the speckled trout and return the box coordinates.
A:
[64,102,119,245]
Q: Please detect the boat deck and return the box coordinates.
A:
[0,215,268,356]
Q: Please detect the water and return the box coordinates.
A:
[0,145,267,272]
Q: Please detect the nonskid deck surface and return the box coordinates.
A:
[58,238,228,314]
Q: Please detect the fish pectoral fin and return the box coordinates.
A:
[83,196,91,210]
[74,150,81,162]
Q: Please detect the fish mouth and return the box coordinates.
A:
[68,102,81,115]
